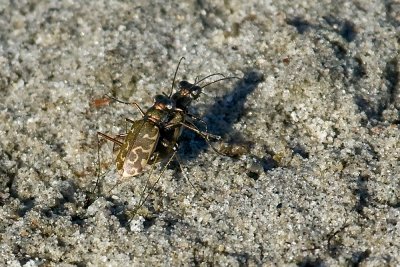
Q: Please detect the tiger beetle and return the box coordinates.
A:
[154,57,240,159]
[97,94,176,178]
[93,57,239,219]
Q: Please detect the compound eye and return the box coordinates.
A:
[179,81,190,89]
[165,99,174,109]
[154,94,164,103]
[191,86,202,97]
[161,97,174,109]
[154,95,175,109]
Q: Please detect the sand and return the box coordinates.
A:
[0,1,399,266]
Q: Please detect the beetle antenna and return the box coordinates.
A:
[104,94,131,105]
[192,73,225,87]
[200,76,241,89]
[169,57,185,97]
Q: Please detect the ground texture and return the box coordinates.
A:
[0,1,399,266]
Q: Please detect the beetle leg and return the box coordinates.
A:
[178,122,229,156]
[104,94,146,116]
[128,151,176,222]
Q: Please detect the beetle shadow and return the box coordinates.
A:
[178,69,264,160]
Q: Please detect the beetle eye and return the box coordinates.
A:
[179,81,189,88]
[191,86,201,97]
[154,95,163,103]
[164,98,174,109]
[165,99,174,109]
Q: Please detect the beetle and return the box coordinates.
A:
[98,58,238,177]
[155,72,240,159]
[92,58,240,219]
[97,94,176,178]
